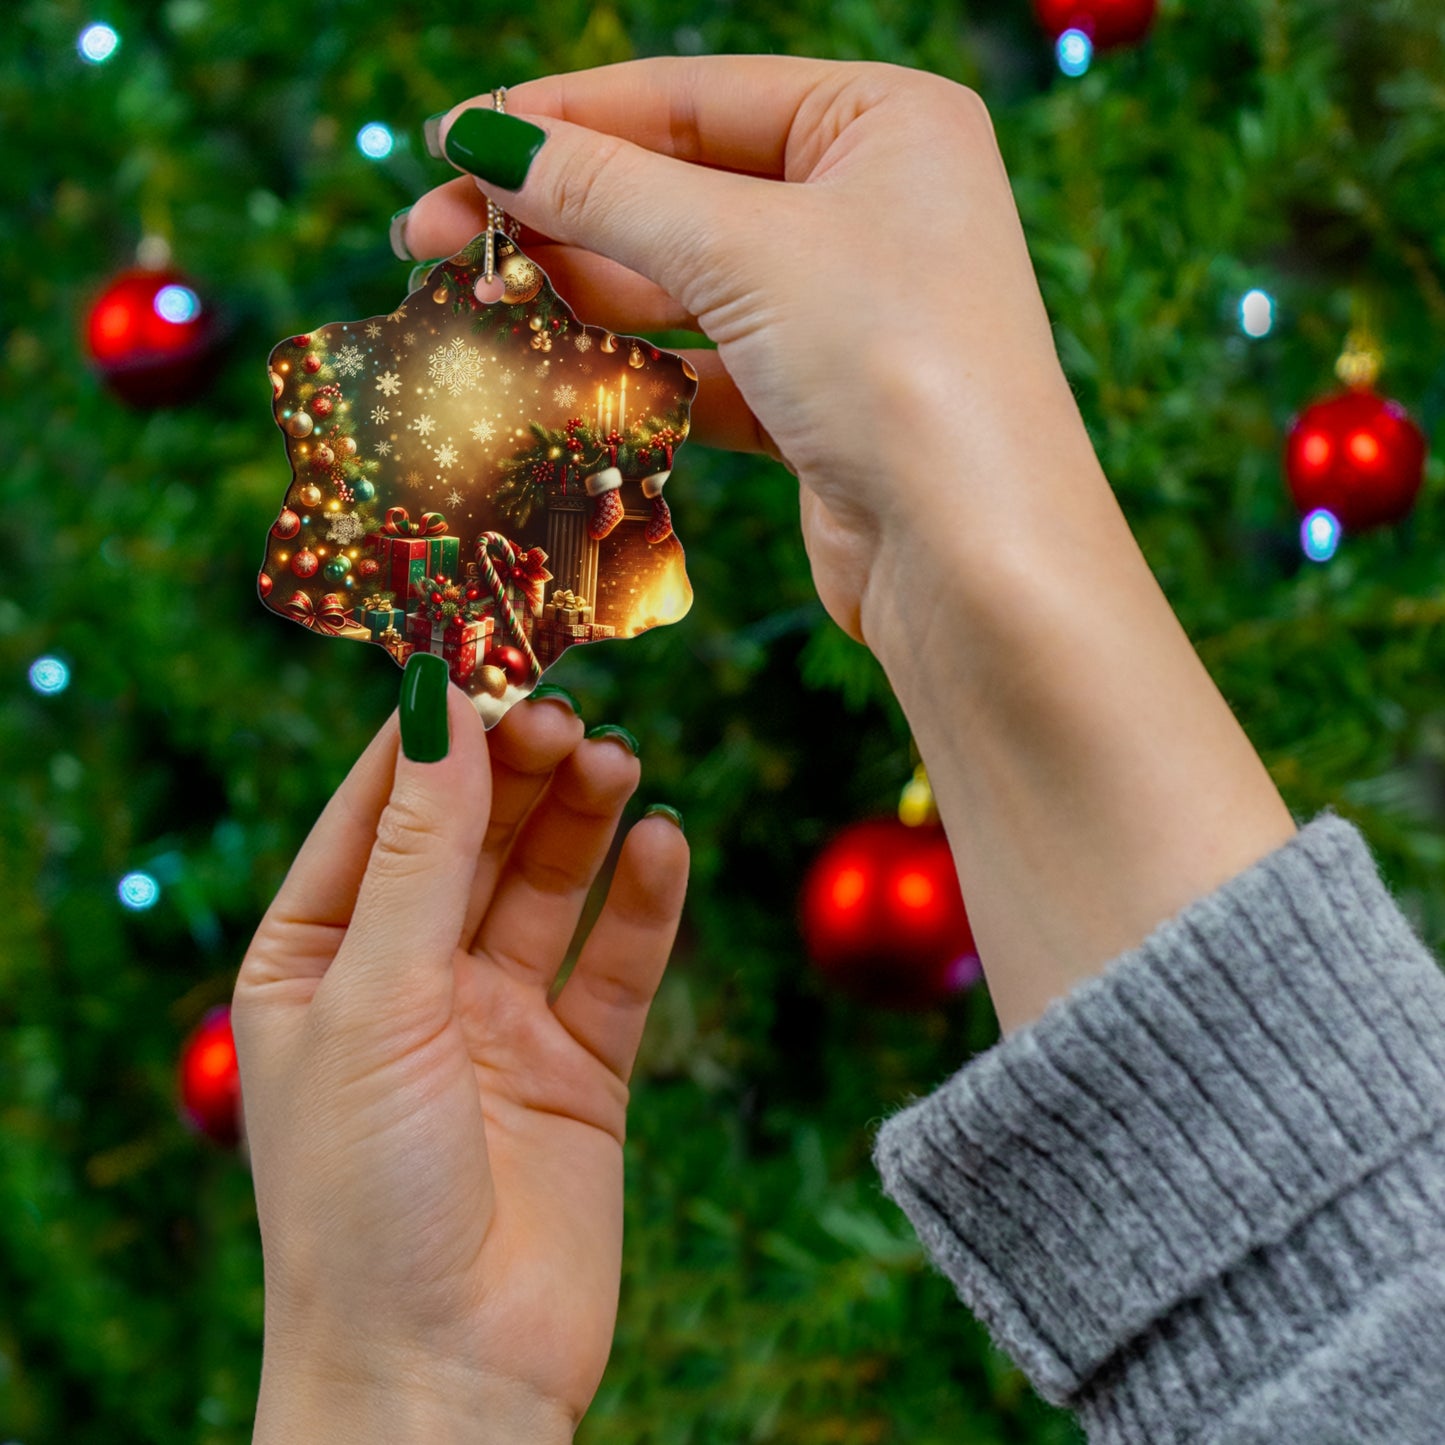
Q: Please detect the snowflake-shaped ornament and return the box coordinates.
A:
[260,232,698,727]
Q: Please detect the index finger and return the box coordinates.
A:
[439,54,852,181]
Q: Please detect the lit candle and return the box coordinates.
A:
[605,393,614,433]
[619,374,627,434]
[596,384,604,432]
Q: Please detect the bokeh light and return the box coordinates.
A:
[153,284,201,324]
[1301,508,1341,563]
[1057,29,1093,76]
[28,657,70,695]
[356,122,395,159]
[77,23,119,64]
[118,872,161,910]
[1240,288,1274,338]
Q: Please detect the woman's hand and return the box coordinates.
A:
[233,687,687,1443]
[401,57,1097,642]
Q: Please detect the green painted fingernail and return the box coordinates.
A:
[644,804,684,834]
[400,653,450,763]
[423,112,447,160]
[443,107,547,192]
[529,684,582,716]
[389,207,412,261]
[585,723,639,756]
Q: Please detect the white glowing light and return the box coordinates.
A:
[1240,289,1275,338]
[357,123,395,160]
[78,23,119,64]
[28,657,70,695]
[118,871,161,910]
[1301,508,1341,563]
[1057,29,1093,77]
[154,284,201,324]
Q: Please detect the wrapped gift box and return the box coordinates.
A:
[442,616,493,687]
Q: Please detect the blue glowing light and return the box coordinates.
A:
[1301,508,1341,563]
[357,123,395,160]
[118,871,161,910]
[1240,288,1274,338]
[78,22,120,63]
[154,284,201,324]
[28,657,70,695]
[1057,29,1093,77]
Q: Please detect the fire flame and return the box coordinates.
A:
[624,550,692,636]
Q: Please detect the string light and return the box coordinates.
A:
[77,22,119,64]
[1301,508,1341,563]
[118,872,161,910]
[1240,289,1274,338]
[1057,28,1093,76]
[28,657,70,695]
[356,122,395,160]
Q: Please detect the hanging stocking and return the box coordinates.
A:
[642,468,672,544]
[586,465,624,540]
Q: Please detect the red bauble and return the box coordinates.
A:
[800,818,980,1010]
[1285,388,1427,533]
[178,1006,242,1147]
[272,508,301,539]
[310,443,335,471]
[483,644,530,686]
[84,267,219,407]
[311,394,334,418]
[357,557,380,580]
[1034,0,1156,48]
[290,549,319,578]
[258,571,273,598]
[302,354,323,374]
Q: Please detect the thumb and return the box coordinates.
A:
[324,654,491,1026]
[437,103,762,318]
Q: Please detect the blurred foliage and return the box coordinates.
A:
[3,0,1445,1440]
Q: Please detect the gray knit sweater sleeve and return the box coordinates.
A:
[870,812,1445,1443]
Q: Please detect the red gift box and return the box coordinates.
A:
[442,616,493,687]
[368,508,460,611]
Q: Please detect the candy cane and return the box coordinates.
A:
[474,531,542,685]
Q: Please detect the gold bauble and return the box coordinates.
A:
[500,253,544,304]
[478,665,508,699]
[297,483,323,509]
[284,410,314,438]
[433,284,449,303]
[627,342,645,369]
[528,315,546,332]
[681,359,698,382]
[335,435,358,460]
[600,333,618,354]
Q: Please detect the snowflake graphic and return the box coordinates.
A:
[535,361,551,377]
[375,371,402,397]
[335,345,365,377]
[326,513,367,547]
[649,380,669,398]
[403,469,424,488]
[445,488,465,509]
[375,440,393,457]
[411,413,436,437]
[552,384,578,407]
[469,419,495,444]
[389,303,409,322]
[364,322,382,339]
[499,368,515,386]
[370,405,390,424]
[580,361,594,376]
[427,338,485,397]
[402,332,417,347]
[435,443,459,468]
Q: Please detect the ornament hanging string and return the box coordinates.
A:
[483,88,522,285]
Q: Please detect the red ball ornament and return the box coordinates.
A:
[310,443,335,471]
[1034,0,1156,48]
[291,334,311,348]
[84,267,219,407]
[800,818,980,1010]
[290,548,319,578]
[303,353,323,374]
[272,508,301,539]
[483,644,530,686]
[311,393,335,418]
[258,571,273,598]
[1285,388,1427,533]
[178,1006,242,1147]
[357,557,380,580]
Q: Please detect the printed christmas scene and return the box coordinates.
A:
[259,232,697,724]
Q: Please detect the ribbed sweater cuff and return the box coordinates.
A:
[870,812,1445,1415]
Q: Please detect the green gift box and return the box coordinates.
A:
[363,605,406,640]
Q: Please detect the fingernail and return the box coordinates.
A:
[644,803,684,834]
[423,111,447,160]
[528,683,582,716]
[585,723,639,756]
[443,107,547,192]
[400,653,450,762]
[389,207,412,261]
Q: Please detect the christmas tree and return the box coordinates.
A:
[4,1,1444,1441]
